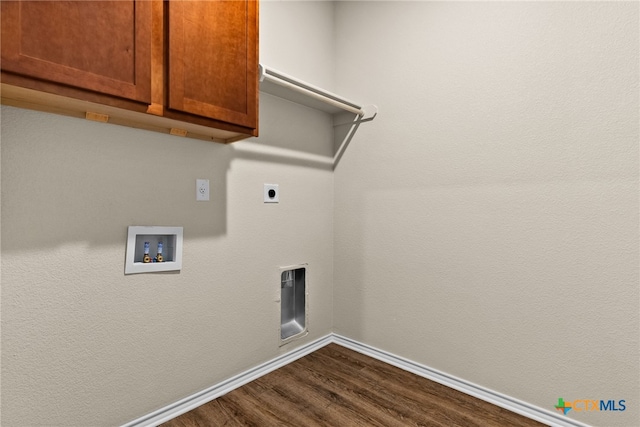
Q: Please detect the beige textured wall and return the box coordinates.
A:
[0,2,335,426]
[333,2,639,427]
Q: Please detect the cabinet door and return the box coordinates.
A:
[1,0,151,103]
[167,0,258,130]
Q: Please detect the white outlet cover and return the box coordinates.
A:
[264,184,279,203]
[196,179,210,201]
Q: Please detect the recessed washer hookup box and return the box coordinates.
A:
[125,226,183,275]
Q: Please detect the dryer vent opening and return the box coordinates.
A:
[280,267,306,342]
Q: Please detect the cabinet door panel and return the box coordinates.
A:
[168,0,258,129]
[1,0,151,103]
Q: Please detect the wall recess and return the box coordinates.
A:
[125,226,183,275]
[280,264,308,345]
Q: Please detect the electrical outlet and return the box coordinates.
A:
[264,184,279,203]
[196,179,210,201]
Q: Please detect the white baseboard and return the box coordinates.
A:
[332,334,591,427]
[121,334,333,427]
[122,333,591,427]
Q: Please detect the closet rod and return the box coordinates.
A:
[259,65,364,116]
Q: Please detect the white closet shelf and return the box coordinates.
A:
[258,64,377,120]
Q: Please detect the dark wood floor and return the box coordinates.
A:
[162,343,545,427]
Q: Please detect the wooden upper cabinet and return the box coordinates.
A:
[166,0,258,130]
[1,0,152,104]
[1,0,259,142]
